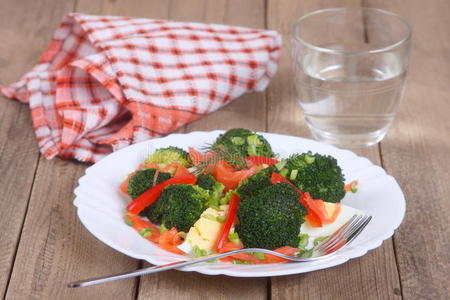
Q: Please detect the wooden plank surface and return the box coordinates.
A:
[363,1,450,299]
[266,1,402,299]
[0,0,76,298]
[1,0,449,299]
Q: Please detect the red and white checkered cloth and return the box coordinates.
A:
[1,13,281,162]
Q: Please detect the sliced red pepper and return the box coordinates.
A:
[216,194,240,251]
[158,227,184,255]
[245,156,279,167]
[126,173,196,214]
[124,213,160,243]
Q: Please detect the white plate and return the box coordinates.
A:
[73,131,405,277]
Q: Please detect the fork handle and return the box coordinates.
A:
[68,249,251,288]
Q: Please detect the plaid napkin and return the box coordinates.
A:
[1,13,281,162]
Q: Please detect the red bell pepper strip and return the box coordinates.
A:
[245,156,279,167]
[126,173,196,214]
[216,194,240,251]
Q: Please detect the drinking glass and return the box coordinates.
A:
[291,7,412,147]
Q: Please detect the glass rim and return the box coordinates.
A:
[291,7,412,55]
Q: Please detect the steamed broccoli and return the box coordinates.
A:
[127,168,172,199]
[211,128,275,158]
[145,146,192,167]
[285,151,345,203]
[144,184,210,232]
[236,167,273,200]
[196,174,225,207]
[236,182,307,250]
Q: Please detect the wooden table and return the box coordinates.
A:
[1,0,449,299]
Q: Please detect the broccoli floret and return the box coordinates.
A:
[285,151,345,203]
[144,184,210,232]
[211,128,275,158]
[127,168,172,199]
[145,146,192,167]
[236,182,307,250]
[196,174,225,207]
[236,167,273,200]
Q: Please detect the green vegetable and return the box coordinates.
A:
[143,184,210,232]
[196,174,225,207]
[193,246,208,257]
[228,232,241,245]
[124,215,135,226]
[285,151,346,203]
[289,169,298,181]
[236,182,308,250]
[232,260,254,265]
[298,233,309,249]
[254,252,265,260]
[297,248,314,258]
[219,190,235,205]
[279,169,288,177]
[313,236,328,247]
[236,167,273,200]
[274,159,287,171]
[145,146,192,167]
[159,223,168,234]
[211,128,275,159]
[202,214,217,221]
[127,168,171,199]
[139,228,154,238]
[216,216,226,223]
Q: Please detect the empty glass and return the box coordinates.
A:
[291,8,412,147]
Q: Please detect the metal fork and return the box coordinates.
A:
[68,214,371,288]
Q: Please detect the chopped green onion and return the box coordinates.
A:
[139,227,154,238]
[247,144,257,156]
[231,137,245,145]
[232,260,254,265]
[202,214,217,221]
[279,169,289,178]
[206,259,219,263]
[274,159,287,171]
[216,215,226,223]
[124,215,135,226]
[350,181,358,193]
[290,169,298,180]
[254,252,265,260]
[298,233,309,248]
[304,154,315,164]
[297,248,314,258]
[247,135,262,146]
[159,223,168,234]
[228,232,240,245]
[313,236,328,247]
[193,246,208,257]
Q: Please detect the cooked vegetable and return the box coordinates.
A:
[127,168,171,199]
[145,146,192,167]
[236,182,307,250]
[285,151,346,203]
[145,183,210,232]
[216,194,240,251]
[211,128,275,158]
[236,167,273,200]
[127,174,196,214]
[159,227,184,254]
[196,174,225,206]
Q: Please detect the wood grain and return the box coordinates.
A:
[266,1,401,299]
[363,1,450,299]
[0,0,75,298]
